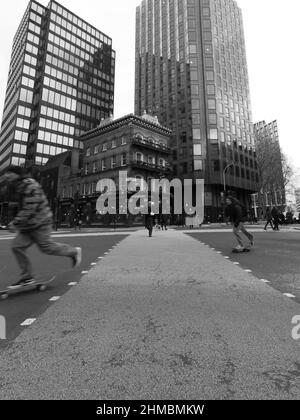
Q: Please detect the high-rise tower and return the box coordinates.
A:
[0,0,115,171]
[135,0,259,218]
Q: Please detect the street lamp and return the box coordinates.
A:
[223,162,234,194]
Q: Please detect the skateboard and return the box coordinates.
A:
[232,247,251,253]
[0,276,56,300]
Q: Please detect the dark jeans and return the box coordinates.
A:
[264,220,274,230]
[147,226,153,237]
[12,223,77,280]
[232,223,253,247]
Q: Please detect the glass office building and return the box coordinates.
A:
[0,0,115,171]
[135,0,259,218]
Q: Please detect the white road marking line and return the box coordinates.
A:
[216,251,222,254]
[21,319,36,326]
[91,263,97,266]
[98,257,103,260]
[245,269,252,273]
[283,293,296,298]
[68,282,78,286]
[49,296,60,302]
[261,279,270,283]
[233,262,240,265]
[81,271,89,274]
[224,256,230,259]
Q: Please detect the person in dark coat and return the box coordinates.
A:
[0,166,82,289]
[264,207,274,231]
[271,206,280,231]
[225,195,254,250]
[161,214,168,231]
[145,202,155,237]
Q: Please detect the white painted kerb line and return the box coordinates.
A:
[21,319,36,326]
[283,293,296,298]
[49,296,60,302]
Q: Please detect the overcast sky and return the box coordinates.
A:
[0,0,299,186]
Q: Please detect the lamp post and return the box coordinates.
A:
[223,162,234,194]
[222,162,234,223]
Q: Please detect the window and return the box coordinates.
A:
[193,144,202,156]
[209,129,218,140]
[206,71,214,81]
[102,142,107,151]
[86,148,90,157]
[112,139,116,148]
[208,99,216,110]
[213,160,220,172]
[111,156,116,168]
[194,159,203,171]
[208,114,217,124]
[159,158,165,167]
[101,159,106,171]
[192,129,201,140]
[136,152,143,162]
[207,84,215,95]
[121,153,127,166]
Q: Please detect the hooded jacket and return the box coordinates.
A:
[13,177,53,232]
[225,196,243,227]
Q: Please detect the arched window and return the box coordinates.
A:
[159,158,165,167]
[136,152,143,162]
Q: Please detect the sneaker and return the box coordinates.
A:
[250,236,254,246]
[8,278,35,289]
[234,245,244,251]
[71,247,82,268]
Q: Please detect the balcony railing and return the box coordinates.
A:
[130,159,171,172]
[131,137,170,153]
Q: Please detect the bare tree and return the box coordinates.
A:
[256,139,293,211]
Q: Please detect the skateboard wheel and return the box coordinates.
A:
[1,293,8,300]
[39,285,47,291]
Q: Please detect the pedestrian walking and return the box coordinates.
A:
[264,207,274,231]
[0,166,82,289]
[271,206,280,231]
[225,195,254,251]
[145,202,155,237]
[161,214,168,231]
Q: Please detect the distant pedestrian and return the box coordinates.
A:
[271,206,280,231]
[74,208,83,231]
[145,202,155,237]
[225,195,254,250]
[0,166,82,289]
[264,207,274,231]
[161,214,168,231]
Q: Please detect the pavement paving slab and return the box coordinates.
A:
[0,229,300,400]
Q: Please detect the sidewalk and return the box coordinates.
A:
[0,229,300,400]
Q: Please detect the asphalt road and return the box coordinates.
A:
[187,229,300,304]
[0,233,128,342]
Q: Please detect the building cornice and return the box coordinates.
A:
[79,114,172,141]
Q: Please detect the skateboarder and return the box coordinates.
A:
[0,166,82,289]
[225,194,254,251]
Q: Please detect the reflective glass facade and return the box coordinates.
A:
[0,0,115,170]
[135,0,259,216]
